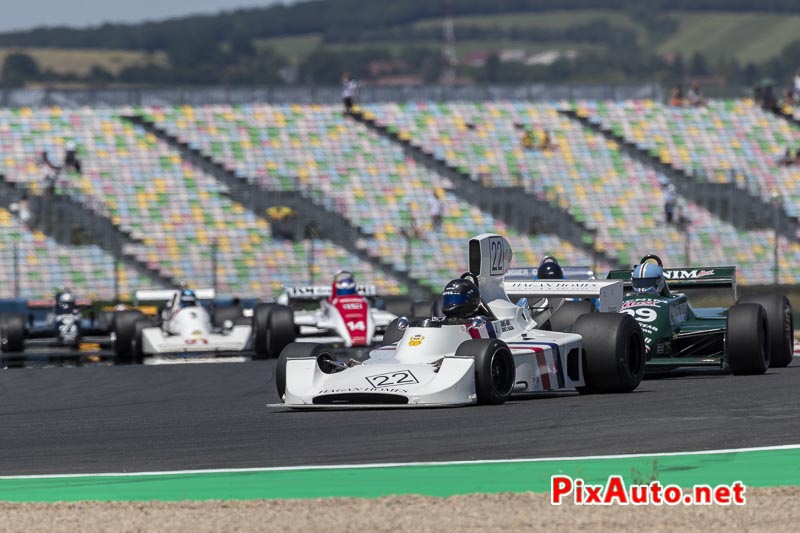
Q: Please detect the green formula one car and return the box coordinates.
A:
[607,255,793,374]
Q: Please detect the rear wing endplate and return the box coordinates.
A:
[503,279,623,312]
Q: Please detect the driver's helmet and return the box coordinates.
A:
[441,278,481,318]
[537,256,564,280]
[334,271,357,296]
[179,288,197,308]
[631,263,667,295]
[56,291,76,313]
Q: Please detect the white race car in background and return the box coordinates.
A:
[275,234,646,409]
[276,271,398,348]
[112,288,260,364]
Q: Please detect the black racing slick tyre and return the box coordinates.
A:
[455,338,515,405]
[738,294,794,368]
[727,303,769,375]
[276,343,336,401]
[131,318,155,365]
[253,303,277,359]
[574,313,645,394]
[113,309,144,364]
[254,304,296,359]
[549,300,596,333]
[0,313,26,368]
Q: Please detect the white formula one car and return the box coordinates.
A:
[277,271,398,348]
[275,234,645,408]
[112,288,257,364]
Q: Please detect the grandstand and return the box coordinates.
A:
[0,207,153,300]
[0,107,402,298]
[142,103,600,290]
[1,98,799,298]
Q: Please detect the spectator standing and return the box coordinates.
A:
[430,190,443,232]
[664,184,677,224]
[64,140,82,173]
[669,85,684,107]
[341,72,357,114]
[686,81,706,107]
[778,148,794,166]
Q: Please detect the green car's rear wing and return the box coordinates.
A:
[607,266,737,296]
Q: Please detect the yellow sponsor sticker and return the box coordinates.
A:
[408,334,425,347]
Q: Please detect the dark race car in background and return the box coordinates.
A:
[607,255,793,374]
[0,296,112,366]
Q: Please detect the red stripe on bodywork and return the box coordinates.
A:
[535,351,552,390]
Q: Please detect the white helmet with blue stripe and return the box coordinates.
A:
[631,262,666,295]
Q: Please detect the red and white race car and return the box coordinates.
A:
[277,271,398,347]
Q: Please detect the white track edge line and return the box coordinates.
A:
[2,443,799,480]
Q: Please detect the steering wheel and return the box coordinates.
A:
[638,254,663,267]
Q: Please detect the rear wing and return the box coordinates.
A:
[283,285,377,300]
[504,280,623,312]
[133,288,216,304]
[607,266,736,294]
[505,266,596,281]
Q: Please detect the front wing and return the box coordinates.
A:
[141,326,252,354]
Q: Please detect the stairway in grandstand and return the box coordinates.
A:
[349,107,623,270]
[126,114,434,298]
[562,102,800,244]
[0,176,169,298]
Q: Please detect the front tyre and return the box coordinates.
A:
[275,342,336,401]
[574,313,645,394]
[738,294,793,368]
[455,338,515,405]
[727,303,769,375]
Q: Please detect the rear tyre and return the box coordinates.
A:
[275,342,336,401]
[131,319,155,365]
[727,303,769,375]
[574,313,645,394]
[113,310,144,364]
[454,338,515,405]
[0,314,26,368]
[738,294,793,368]
[549,300,596,333]
[254,304,296,359]
[253,304,277,359]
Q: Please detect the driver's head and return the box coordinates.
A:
[334,272,357,296]
[179,288,197,307]
[442,278,481,318]
[537,256,564,280]
[632,263,666,295]
[57,291,75,312]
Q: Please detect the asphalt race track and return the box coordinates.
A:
[0,359,798,475]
